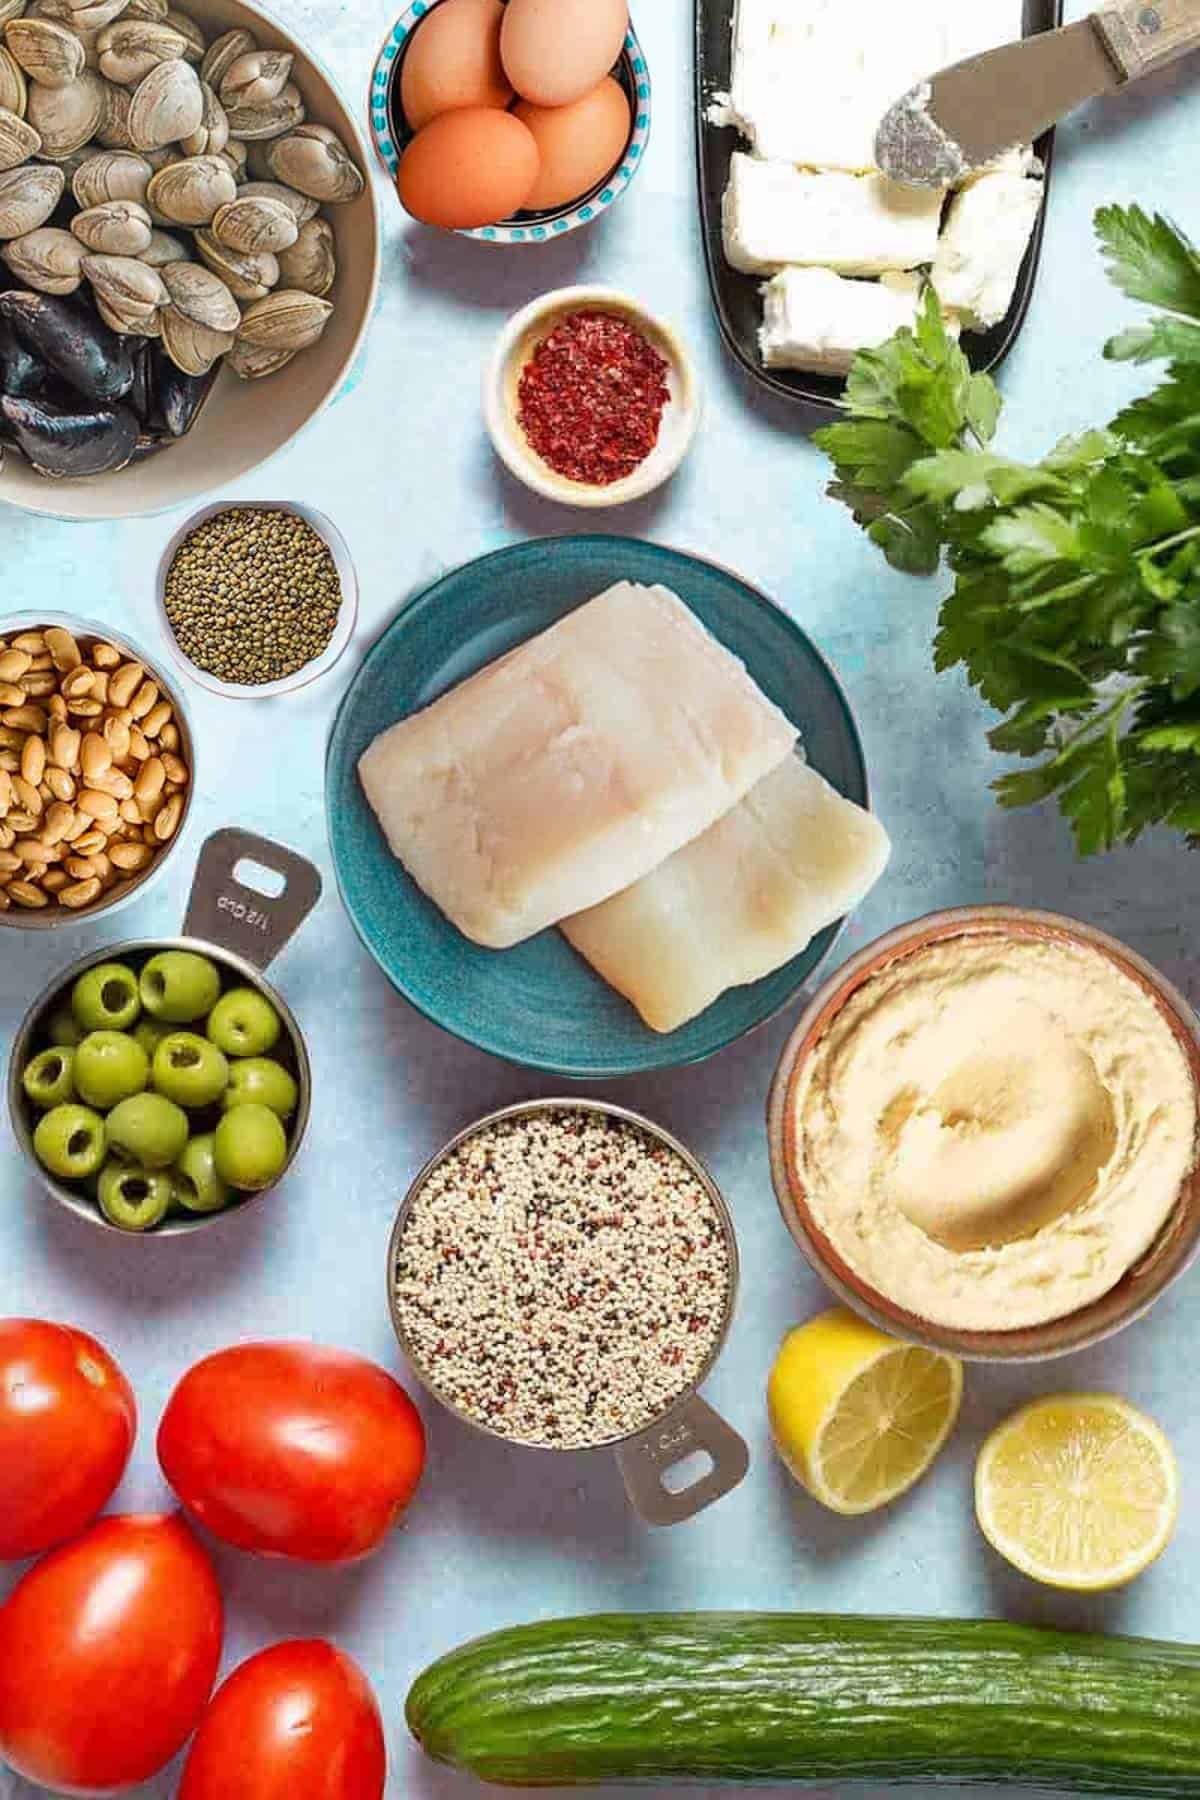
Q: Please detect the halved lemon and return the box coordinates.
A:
[975,1392,1179,1591]
[768,1307,963,1515]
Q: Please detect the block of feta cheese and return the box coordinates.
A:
[723,155,943,277]
[720,0,1024,172]
[761,269,910,372]
[931,170,1044,329]
[358,583,798,950]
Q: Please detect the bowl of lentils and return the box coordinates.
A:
[156,500,356,697]
[388,1099,739,1455]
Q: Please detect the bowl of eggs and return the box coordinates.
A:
[369,0,650,242]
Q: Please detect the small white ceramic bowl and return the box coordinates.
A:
[155,501,358,700]
[483,286,702,509]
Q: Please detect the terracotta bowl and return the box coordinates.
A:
[767,906,1200,1362]
[0,0,379,523]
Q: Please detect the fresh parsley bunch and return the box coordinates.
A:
[814,205,1200,855]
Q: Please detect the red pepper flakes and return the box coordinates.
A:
[517,309,671,487]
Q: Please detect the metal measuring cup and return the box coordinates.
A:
[386,1097,749,1525]
[9,827,321,1237]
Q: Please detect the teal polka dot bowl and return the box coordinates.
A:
[369,2,651,243]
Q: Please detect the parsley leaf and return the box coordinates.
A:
[817,205,1200,855]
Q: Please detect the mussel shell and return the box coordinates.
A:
[1,387,138,473]
[0,306,44,392]
[144,333,211,432]
[0,284,134,398]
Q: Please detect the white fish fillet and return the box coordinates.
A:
[358,582,798,950]
[561,756,891,1033]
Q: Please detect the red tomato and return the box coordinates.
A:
[0,1317,137,1560]
[157,1341,426,1563]
[178,1640,386,1800]
[0,1512,223,1795]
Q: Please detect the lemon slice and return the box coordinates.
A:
[975,1392,1179,1591]
[767,1307,963,1516]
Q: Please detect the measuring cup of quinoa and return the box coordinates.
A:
[483,286,702,509]
[156,503,359,699]
[0,613,196,929]
[387,1098,748,1524]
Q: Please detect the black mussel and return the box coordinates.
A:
[1,394,139,478]
[127,339,154,424]
[146,343,218,439]
[0,315,46,402]
[0,290,135,405]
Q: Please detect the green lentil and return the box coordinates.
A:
[163,508,341,686]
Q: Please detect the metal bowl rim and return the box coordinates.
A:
[386,1095,741,1452]
[8,933,312,1238]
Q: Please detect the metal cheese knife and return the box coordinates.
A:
[876,0,1200,187]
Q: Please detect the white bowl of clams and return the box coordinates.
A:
[0,0,378,520]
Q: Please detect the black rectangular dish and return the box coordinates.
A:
[694,0,1065,410]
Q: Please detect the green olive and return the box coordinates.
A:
[152,1033,229,1109]
[22,1046,76,1110]
[139,951,221,1024]
[33,1104,107,1180]
[72,963,141,1033]
[207,987,281,1058]
[222,1057,297,1118]
[213,1103,287,1191]
[46,1006,84,1049]
[105,1092,189,1170]
[173,1134,232,1215]
[97,1162,173,1232]
[73,1031,149,1111]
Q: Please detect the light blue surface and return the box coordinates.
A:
[326,535,867,1076]
[1,2,1199,1796]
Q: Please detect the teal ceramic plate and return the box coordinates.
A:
[326,537,868,1077]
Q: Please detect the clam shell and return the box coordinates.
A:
[71,194,151,252]
[0,150,60,230]
[1,221,83,289]
[123,0,170,18]
[94,285,157,331]
[162,8,202,60]
[198,24,250,91]
[192,223,274,299]
[137,221,183,262]
[0,44,26,113]
[4,16,84,85]
[0,100,37,165]
[0,0,26,26]
[210,190,294,253]
[218,132,244,179]
[45,0,126,35]
[225,333,290,378]
[275,214,333,298]
[237,287,330,353]
[72,144,149,204]
[127,54,199,149]
[218,46,289,109]
[236,176,315,223]
[159,299,231,372]
[94,73,133,145]
[145,147,232,223]
[224,79,302,141]
[96,16,186,84]
[264,123,362,204]
[27,68,104,155]
[81,246,166,331]
[178,76,223,154]
[160,255,237,329]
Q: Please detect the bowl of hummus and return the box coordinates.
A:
[767,907,1200,1360]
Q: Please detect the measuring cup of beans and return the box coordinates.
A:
[387,1098,749,1524]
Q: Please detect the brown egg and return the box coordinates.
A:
[397,107,540,229]
[500,0,629,108]
[400,0,513,132]
[515,77,631,212]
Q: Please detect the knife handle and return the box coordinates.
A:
[1093,0,1200,81]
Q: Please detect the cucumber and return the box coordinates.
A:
[406,1612,1200,1791]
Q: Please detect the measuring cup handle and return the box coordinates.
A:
[183,828,322,972]
[615,1394,749,1526]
